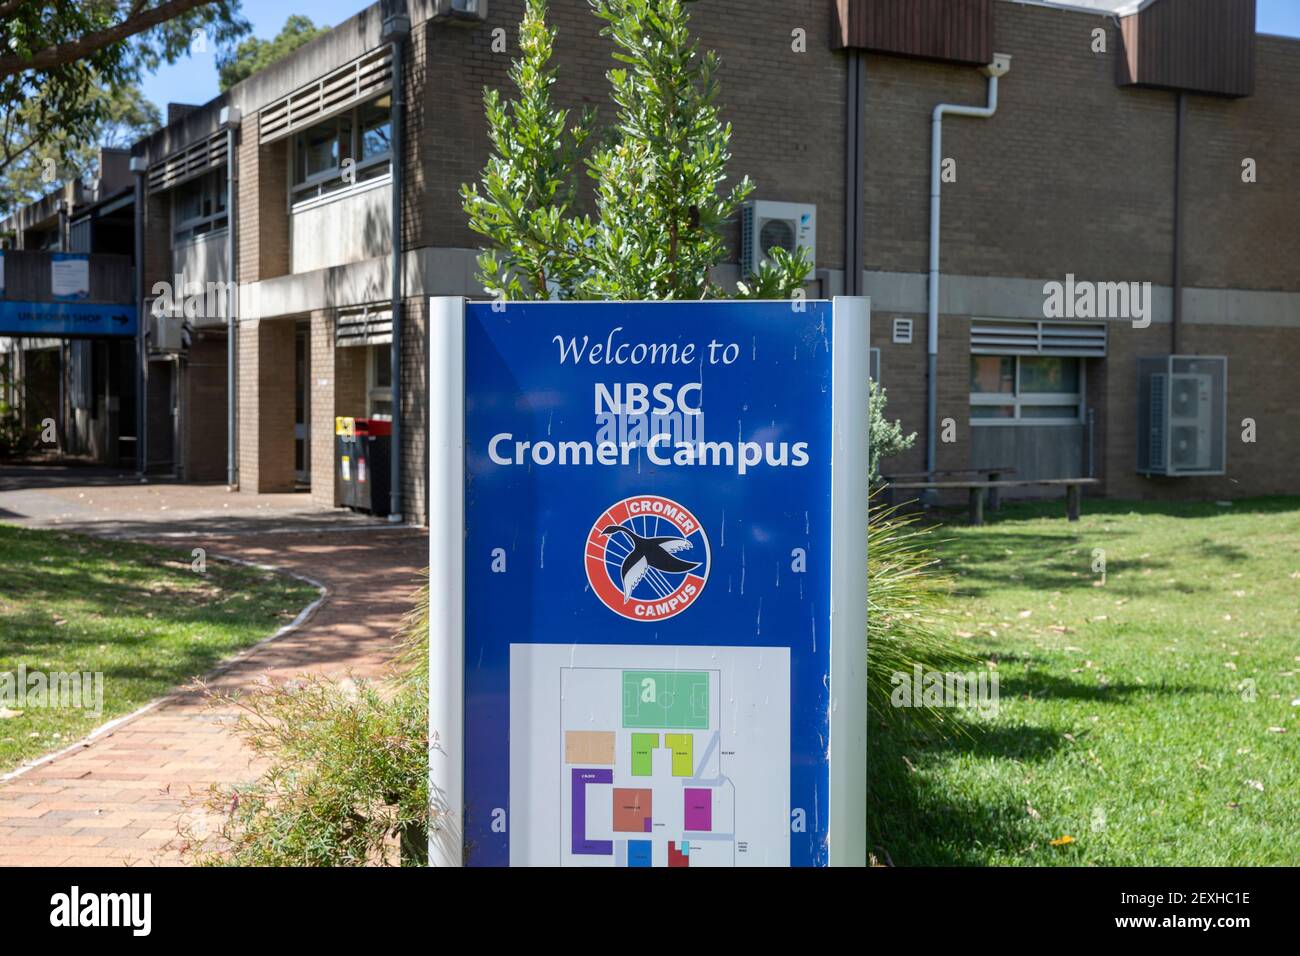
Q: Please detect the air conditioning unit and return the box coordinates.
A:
[1137,356,1226,476]
[434,0,488,22]
[741,200,815,279]
[150,312,186,353]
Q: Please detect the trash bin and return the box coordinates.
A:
[335,417,392,516]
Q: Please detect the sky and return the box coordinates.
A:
[1257,0,1300,36]
[138,0,364,112]
[141,0,1300,113]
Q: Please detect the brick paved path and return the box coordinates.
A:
[0,529,426,866]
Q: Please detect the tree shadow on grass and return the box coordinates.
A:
[993,671,1216,705]
[866,667,1218,865]
[868,720,1052,866]
[929,528,1188,599]
[966,496,1300,523]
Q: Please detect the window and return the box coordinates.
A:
[971,355,1082,424]
[291,95,392,205]
[368,344,393,420]
[172,170,227,242]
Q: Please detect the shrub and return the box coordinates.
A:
[866,496,973,732]
[869,378,915,483]
[183,675,428,867]
[0,395,29,458]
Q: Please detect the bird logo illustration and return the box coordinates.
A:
[585,495,710,621]
[599,525,701,603]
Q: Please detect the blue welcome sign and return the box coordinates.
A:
[427,297,870,868]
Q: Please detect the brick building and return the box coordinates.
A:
[2,0,1297,523]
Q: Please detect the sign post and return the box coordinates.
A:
[429,297,869,867]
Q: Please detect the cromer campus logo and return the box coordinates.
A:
[49,886,151,936]
[0,666,104,717]
[1043,273,1153,329]
[890,665,1000,719]
[585,495,710,621]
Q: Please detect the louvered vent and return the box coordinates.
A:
[336,305,393,347]
[259,47,393,145]
[147,133,226,193]
[970,319,1107,357]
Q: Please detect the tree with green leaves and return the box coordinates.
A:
[868,379,917,482]
[217,15,329,91]
[1,85,160,217]
[461,0,810,302]
[0,1,248,205]
[461,1,596,302]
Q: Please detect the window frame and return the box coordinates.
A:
[171,169,228,244]
[970,354,1085,426]
[289,96,393,208]
[367,343,394,421]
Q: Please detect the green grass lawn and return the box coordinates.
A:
[0,524,318,773]
[869,497,1300,866]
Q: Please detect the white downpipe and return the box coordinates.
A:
[927,57,1010,475]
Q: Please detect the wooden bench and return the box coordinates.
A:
[882,467,1015,510]
[886,478,1100,525]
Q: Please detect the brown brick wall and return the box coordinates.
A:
[407,1,1299,292]
[874,311,1300,503]
[309,311,335,509]
[858,4,1300,292]
[237,318,296,493]
[236,320,259,489]
[1183,35,1300,292]
[399,296,427,524]
[216,0,1300,511]
[182,332,228,482]
[864,5,1177,283]
[1098,321,1300,500]
[308,312,371,509]
[870,313,973,480]
[142,189,171,291]
[414,0,846,270]
[237,133,289,284]
[871,312,927,476]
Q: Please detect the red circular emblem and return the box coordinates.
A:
[584,495,711,621]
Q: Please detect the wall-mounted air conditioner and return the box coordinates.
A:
[150,312,186,353]
[1136,356,1226,476]
[434,0,488,23]
[741,200,815,279]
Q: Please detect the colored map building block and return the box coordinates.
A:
[630,733,658,776]
[621,670,709,729]
[627,840,653,868]
[612,788,653,833]
[664,733,694,776]
[684,788,712,832]
[565,730,615,765]
[668,841,689,867]
[571,768,613,855]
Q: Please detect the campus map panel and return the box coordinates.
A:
[509,643,791,867]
